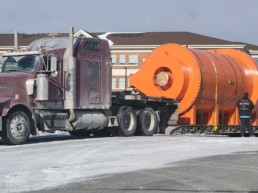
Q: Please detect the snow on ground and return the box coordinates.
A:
[0,135,258,192]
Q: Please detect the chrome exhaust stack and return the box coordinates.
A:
[65,26,76,110]
[14,30,18,51]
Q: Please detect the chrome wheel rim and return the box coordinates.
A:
[10,115,27,139]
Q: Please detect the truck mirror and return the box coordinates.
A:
[50,56,59,77]
[50,56,57,72]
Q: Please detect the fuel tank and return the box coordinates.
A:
[130,44,258,126]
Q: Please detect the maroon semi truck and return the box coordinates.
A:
[0,27,178,145]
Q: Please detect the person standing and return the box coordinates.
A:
[237,92,255,137]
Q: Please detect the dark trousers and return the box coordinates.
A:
[240,118,254,136]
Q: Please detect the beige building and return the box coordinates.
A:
[1,30,258,91]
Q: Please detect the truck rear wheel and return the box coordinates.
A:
[138,108,158,136]
[2,111,31,145]
[117,106,137,136]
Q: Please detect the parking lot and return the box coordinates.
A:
[0,134,258,193]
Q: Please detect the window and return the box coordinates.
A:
[83,41,100,50]
[119,78,126,89]
[89,65,99,85]
[119,55,126,65]
[112,78,116,89]
[2,55,40,73]
[42,56,60,71]
[129,54,138,65]
[111,55,117,65]
[18,55,39,71]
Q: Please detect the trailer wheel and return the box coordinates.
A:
[2,111,31,145]
[138,108,158,136]
[117,106,137,136]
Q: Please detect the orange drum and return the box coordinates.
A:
[131,44,258,126]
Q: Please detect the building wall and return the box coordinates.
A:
[111,50,151,91]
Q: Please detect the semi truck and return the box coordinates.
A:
[0,27,178,145]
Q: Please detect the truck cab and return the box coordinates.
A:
[0,33,112,145]
[0,27,178,145]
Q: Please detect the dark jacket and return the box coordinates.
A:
[237,97,254,118]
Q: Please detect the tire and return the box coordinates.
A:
[117,106,137,136]
[69,130,91,137]
[138,108,158,136]
[2,111,31,145]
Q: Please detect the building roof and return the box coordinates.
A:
[0,33,68,47]
[106,32,232,45]
[0,31,258,50]
[105,32,258,50]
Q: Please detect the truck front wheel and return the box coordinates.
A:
[2,111,31,145]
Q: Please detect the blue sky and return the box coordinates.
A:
[1,0,258,45]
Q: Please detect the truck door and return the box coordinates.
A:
[75,38,111,109]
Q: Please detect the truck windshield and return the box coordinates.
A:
[1,55,40,73]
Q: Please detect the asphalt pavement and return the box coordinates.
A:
[26,150,258,193]
[0,134,258,193]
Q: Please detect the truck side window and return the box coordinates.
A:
[42,57,60,71]
[83,41,100,51]
[89,65,99,85]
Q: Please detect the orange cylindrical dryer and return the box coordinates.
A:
[130,44,258,127]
